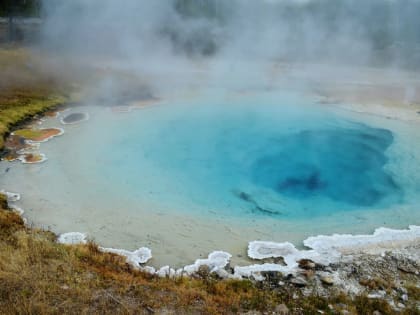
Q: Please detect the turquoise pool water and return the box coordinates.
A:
[93,94,402,219]
[1,90,419,266]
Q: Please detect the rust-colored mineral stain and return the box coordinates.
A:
[13,128,62,142]
[21,153,44,163]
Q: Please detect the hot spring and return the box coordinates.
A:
[2,90,420,266]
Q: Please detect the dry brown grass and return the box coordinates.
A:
[0,199,284,314]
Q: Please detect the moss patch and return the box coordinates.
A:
[0,93,65,148]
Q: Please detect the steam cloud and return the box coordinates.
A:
[41,0,420,63]
[39,0,420,98]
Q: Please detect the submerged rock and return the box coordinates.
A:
[233,190,281,215]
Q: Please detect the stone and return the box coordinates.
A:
[401,294,409,302]
[274,304,289,315]
[301,269,315,279]
[214,268,231,279]
[290,276,307,287]
[397,263,418,274]
[261,271,283,284]
[298,259,316,269]
[368,291,386,299]
[372,311,382,315]
[320,275,335,285]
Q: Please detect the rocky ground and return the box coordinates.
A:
[256,246,420,314]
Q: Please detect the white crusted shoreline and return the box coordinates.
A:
[0,190,21,202]
[98,246,153,265]
[53,225,420,281]
[57,232,88,245]
[2,189,418,281]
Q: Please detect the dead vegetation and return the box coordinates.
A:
[0,198,280,314]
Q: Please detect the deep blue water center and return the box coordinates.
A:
[252,127,399,207]
[100,98,403,219]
